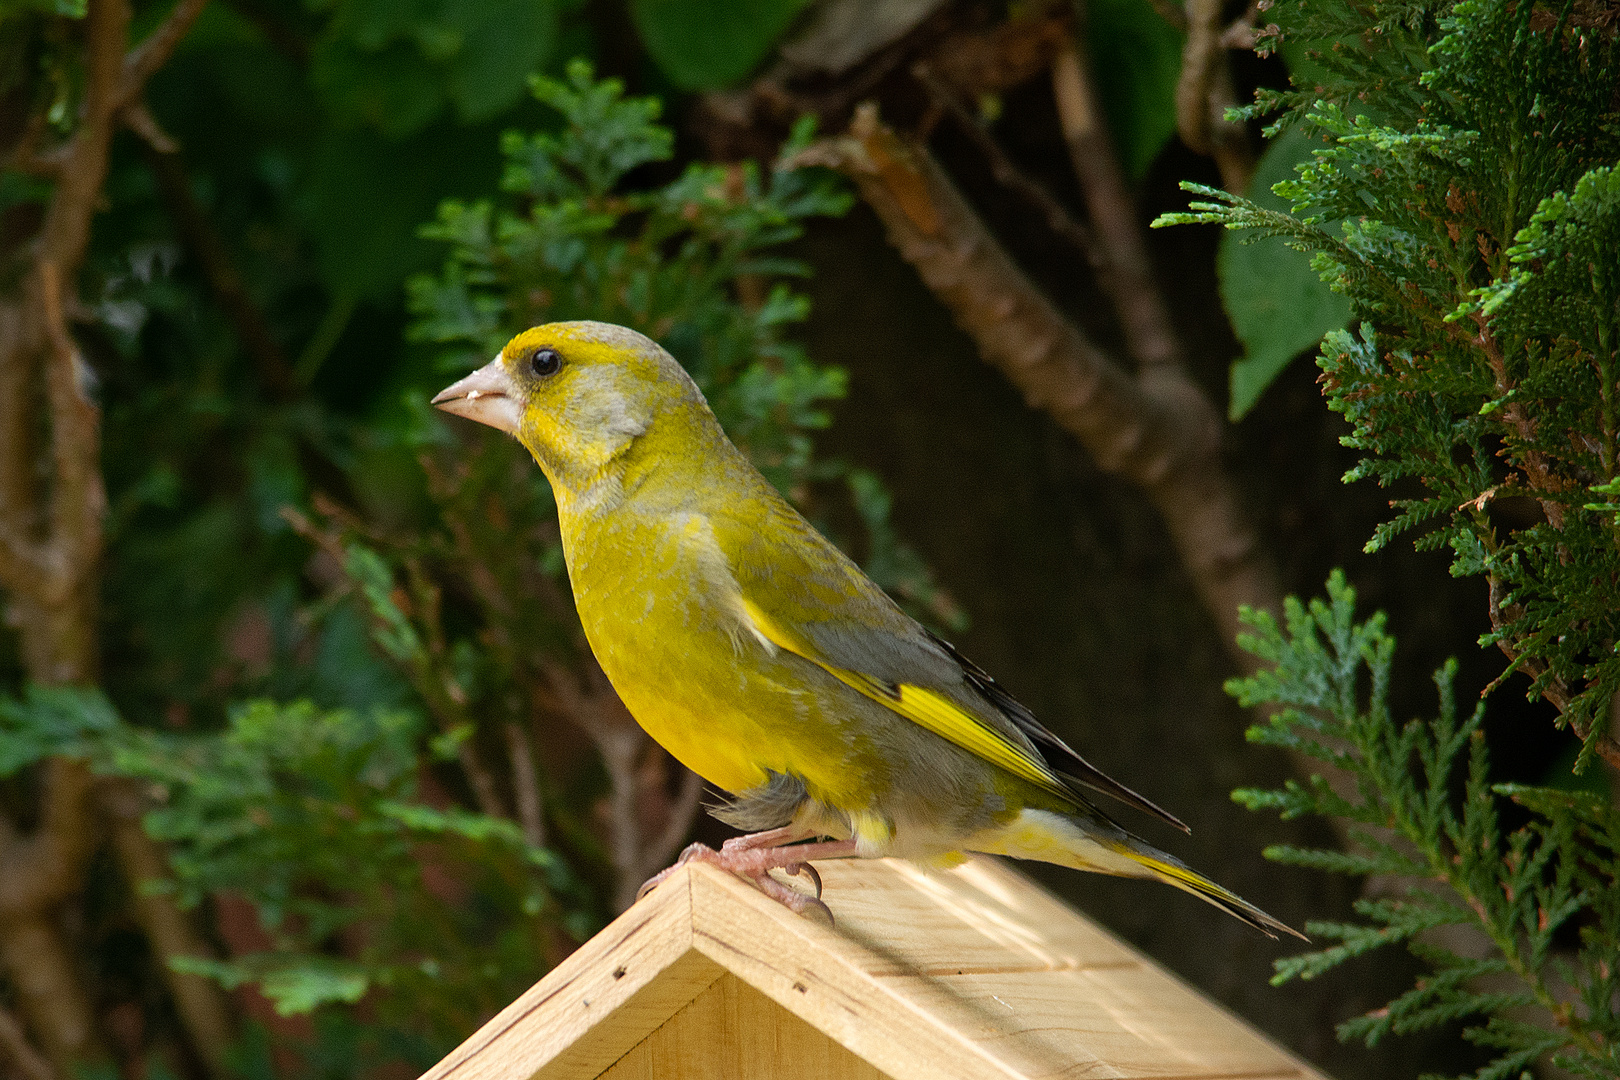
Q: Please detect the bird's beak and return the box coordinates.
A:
[431,356,522,434]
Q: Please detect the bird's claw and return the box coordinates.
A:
[636,842,718,900]
[784,861,823,900]
[635,833,852,920]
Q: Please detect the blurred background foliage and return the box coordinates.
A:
[0,1,1608,1079]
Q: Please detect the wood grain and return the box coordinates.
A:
[599,973,887,1080]
[416,856,1331,1080]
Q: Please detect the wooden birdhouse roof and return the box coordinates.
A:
[420,856,1330,1080]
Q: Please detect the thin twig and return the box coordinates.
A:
[283,505,512,821]
[115,0,210,111]
[130,116,294,396]
[1145,0,1189,31]
[912,61,1106,272]
[3,114,67,179]
[1176,0,1254,192]
[99,781,236,1079]
[505,722,546,848]
[646,766,704,874]
[1050,36,1183,371]
[0,1000,56,1080]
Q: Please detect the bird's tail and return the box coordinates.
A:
[974,808,1304,940]
[1117,844,1306,941]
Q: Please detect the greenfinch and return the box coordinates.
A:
[433,321,1298,937]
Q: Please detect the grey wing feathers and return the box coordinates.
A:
[731,496,1188,832]
[922,631,1189,833]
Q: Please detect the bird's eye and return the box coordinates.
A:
[529,348,562,378]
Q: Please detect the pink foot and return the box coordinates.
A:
[636,827,856,923]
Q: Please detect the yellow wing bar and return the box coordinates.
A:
[739,598,1075,804]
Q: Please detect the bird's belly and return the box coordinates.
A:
[570,550,856,798]
[562,510,1019,852]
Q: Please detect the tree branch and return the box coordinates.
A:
[0,759,98,917]
[0,760,106,1076]
[39,262,105,608]
[37,0,128,275]
[801,107,1280,658]
[1050,37,1184,371]
[0,917,108,1075]
[912,61,1105,272]
[100,781,237,1080]
[647,766,704,874]
[1175,0,1254,193]
[0,1000,56,1080]
[115,0,210,112]
[0,4,207,1077]
[504,721,546,848]
[0,302,48,595]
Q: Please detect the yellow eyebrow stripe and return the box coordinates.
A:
[739,598,1073,802]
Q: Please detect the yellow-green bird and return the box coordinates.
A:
[433,320,1299,937]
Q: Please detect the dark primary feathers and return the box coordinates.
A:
[924,631,1189,834]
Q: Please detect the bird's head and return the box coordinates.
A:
[431,321,708,488]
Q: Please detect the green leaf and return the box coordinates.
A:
[260,961,371,1015]
[1087,0,1184,180]
[629,0,811,91]
[303,122,497,300]
[311,34,447,138]
[443,0,560,120]
[1218,126,1351,419]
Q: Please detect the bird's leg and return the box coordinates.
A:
[635,827,857,923]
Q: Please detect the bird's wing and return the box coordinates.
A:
[715,503,1187,832]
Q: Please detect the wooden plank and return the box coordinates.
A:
[871,967,1319,1080]
[817,858,1142,976]
[420,870,724,1080]
[686,863,1030,1080]
[599,973,889,1080]
[686,859,1328,1080]
[418,855,1331,1080]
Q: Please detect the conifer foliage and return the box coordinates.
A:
[1229,575,1619,1079]
[1158,0,1620,767]
[1161,1,1620,1073]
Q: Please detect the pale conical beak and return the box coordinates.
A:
[431,356,523,434]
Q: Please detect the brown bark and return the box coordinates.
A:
[0,1001,55,1080]
[1051,40,1183,372]
[1175,0,1255,193]
[539,660,704,914]
[0,2,213,1075]
[912,61,1105,272]
[0,920,104,1073]
[101,782,236,1079]
[803,107,1280,663]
